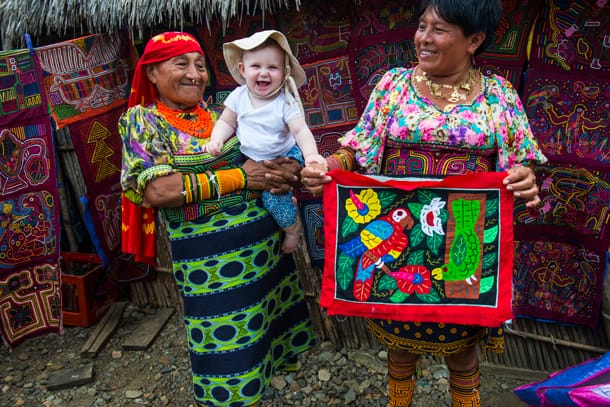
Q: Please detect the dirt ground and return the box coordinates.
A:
[0,303,545,406]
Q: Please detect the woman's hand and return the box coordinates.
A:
[242,157,300,194]
[300,163,332,197]
[503,165,541,209]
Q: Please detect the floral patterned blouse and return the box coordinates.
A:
[119,102,220,205]
[339,67,547,175]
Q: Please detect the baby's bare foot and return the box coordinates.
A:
[281,219,303,254]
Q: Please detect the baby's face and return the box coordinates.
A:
[238,44,286,99]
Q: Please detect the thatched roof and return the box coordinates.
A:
[0,0,301,50]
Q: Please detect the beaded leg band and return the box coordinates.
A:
[449,363,481,407]
[388,354,418,407]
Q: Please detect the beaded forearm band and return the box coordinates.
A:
[215,168,246,195]
[326,148,356,171]
[182,168,247,204]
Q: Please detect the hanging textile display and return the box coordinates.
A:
[514,11,610,326]
[285,0,352,63]
[528,0,610,74]
[301,55,359,130]
[348,1,418,113]
[65,105,124,260]
[523,70,609,172]
[347,32,417,113]
[474,0,541,89]
[0,48,61,348]
[35,33,133,128]
[513,164,609,327]
[35,33,134,262]
[320,169,514,327]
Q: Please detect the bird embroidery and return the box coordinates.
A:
[431,199,481,285]
[340,208,414,301]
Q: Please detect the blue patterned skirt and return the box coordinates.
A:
[164,198,315,406]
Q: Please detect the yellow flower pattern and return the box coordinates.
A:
[345,188,381,223]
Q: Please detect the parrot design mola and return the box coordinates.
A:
[431,199,481,285]
[340,207,414,301]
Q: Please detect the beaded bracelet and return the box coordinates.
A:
[182,173,195,204]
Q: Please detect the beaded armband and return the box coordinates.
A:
[326,148,356,171]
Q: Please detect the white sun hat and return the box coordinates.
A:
[222,30,307,88]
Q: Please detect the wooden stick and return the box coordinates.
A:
[505,323,608,354]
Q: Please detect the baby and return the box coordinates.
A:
[206,30,326,253]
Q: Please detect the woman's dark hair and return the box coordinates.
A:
[418,0,503,55]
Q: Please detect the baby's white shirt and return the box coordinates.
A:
[224,85,303,161]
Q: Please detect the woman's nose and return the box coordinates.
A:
[419,29,431,43]
[185,64,198,77]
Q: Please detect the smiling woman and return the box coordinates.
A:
[119,31,315,407]
[299,1,548,406]
[145,52,207,110]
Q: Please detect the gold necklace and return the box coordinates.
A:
[414,67,476,104]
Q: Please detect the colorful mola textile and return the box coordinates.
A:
[0,261,62,348]
[0,49,61,347]
[513,163,610,327]
[285,0,352,63]
[66,105,125,260]
[302,55,359,130]
[35,33,134,128]
[515,164,610,246]
[321,169,514,327]
[528,0,610,74]
[513,236,606,328]
[523,70,609,172]
[347,30,417,113]
[351,0,418,39]
[473,0,541,90]
[0,49,47,126]
[478,0,541,65]
[299,198,325,269]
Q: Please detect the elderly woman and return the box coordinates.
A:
[301,1,547,406]
[119,31,315,407]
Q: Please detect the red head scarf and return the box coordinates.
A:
[122,32,205,266]
[128,31,205,107]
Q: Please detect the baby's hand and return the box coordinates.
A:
[205,140,223,156]
[304,154,327,171]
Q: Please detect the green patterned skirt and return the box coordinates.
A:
[163,198,315,406]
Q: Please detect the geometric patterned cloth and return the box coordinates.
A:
[0,49,61,348]
[474,0,543,89]
[301,55,360,130]
[513,235,607,328]
[35,33,133,129]
[512,0,610,327]
[66,104,125,261]
[285,0,352,63]
[347,30,417,113]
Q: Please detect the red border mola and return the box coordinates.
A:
[321,169,514,327]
